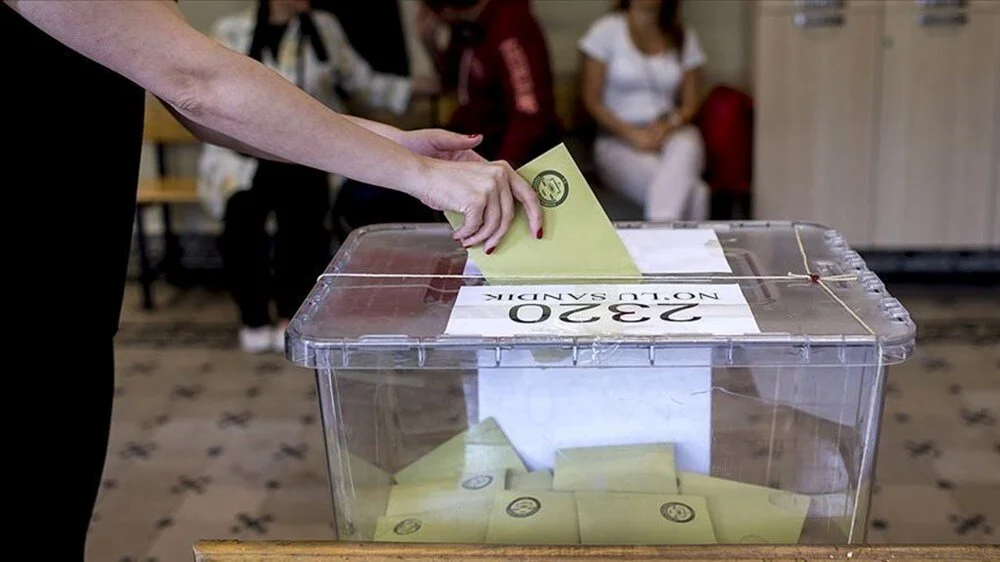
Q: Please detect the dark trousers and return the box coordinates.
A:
[710,190,753,221]
[219,161,332,327]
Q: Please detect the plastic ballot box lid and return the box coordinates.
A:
[284,221,915,370]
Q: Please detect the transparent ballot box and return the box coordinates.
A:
[284,222,915,546]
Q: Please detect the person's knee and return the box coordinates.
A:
[664,126,705,162]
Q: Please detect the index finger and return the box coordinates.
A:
[506,165,543,239]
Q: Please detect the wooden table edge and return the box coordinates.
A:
[191,541,1000,561]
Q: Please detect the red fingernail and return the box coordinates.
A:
[468,134,480,138]
[485,246,495,255]
[536,228,543,239]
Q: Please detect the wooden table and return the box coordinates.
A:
[193,541,998,561]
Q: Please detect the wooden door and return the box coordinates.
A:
[752,0,883,247]
[873,0,1000,248]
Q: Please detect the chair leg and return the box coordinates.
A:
[159,203,189,288]
[134,204,155,310]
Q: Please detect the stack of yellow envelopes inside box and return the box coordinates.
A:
[372,418,811,545]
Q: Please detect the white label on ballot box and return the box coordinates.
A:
[445,284,760,337]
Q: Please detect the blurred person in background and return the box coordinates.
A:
[417,0,563,169]
[199,0,418,354]
[579,0,708,221]
[314,0,445,237]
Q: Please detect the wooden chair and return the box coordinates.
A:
[134,94,202,310]
[192,541,999,561]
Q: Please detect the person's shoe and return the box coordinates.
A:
[273,322,288,353]
[239,326,273,354]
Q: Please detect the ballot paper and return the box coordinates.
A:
[485,491,580,545]
[576,492,717,545]
[446,143,641,282]
[393,418,528,484]
[374,503,492,543]
[386,469,507,515]
[678,472,812,543]
[552,443,679,494]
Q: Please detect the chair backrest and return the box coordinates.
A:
[143,94,199,144]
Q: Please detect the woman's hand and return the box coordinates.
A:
[400,128,487,163]
[649,118,679,146]
[624,125,664,152]
[416,2,441,53]
[410,148,544,254]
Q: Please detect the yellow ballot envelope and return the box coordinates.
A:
[485,491,580,545]
[374,502,493,543]
[386,469,507,515]
[677,472,812,544]
[507,469,554,491]
[394,418,527,484]
[342,454,394,540]
[552,443,679,494]
[576,492,717,545]
[446,143,641,282]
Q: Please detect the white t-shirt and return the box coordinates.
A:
[579,13,706,125]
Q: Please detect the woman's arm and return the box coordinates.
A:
[6,0,542,248]
[580,53,658,151]
[659,66,703,130]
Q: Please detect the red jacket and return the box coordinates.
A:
[435,0,562,168]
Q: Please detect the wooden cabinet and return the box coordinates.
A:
[752,0,1000,250]
[753,1,882,246]
[995,57,1000,246]
[874,0,1000,248]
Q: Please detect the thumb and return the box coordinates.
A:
[430,129,483,151]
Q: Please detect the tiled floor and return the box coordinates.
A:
[86,281,1000,561]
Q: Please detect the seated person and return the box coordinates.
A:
[314,0,444,238]
[579,0,709,221]
[417,0,563,169]
[197,0,414,353]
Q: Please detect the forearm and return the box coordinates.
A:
[162,100,289,162]
[341,114,407,144]
[8,0,429,196]
[176,53,428,194]
[673,69,704,125]
[585,99,635,139]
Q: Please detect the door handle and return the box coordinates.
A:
[917,11,968,26]
[794,12,845,28]
[794,0,845,7]
[916,0,967,7]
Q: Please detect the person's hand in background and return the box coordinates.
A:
[410,73,441,97]
[649,113,682,147]
[624,125,665,152]
[415,1,442,54]
[402,129,544,254]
